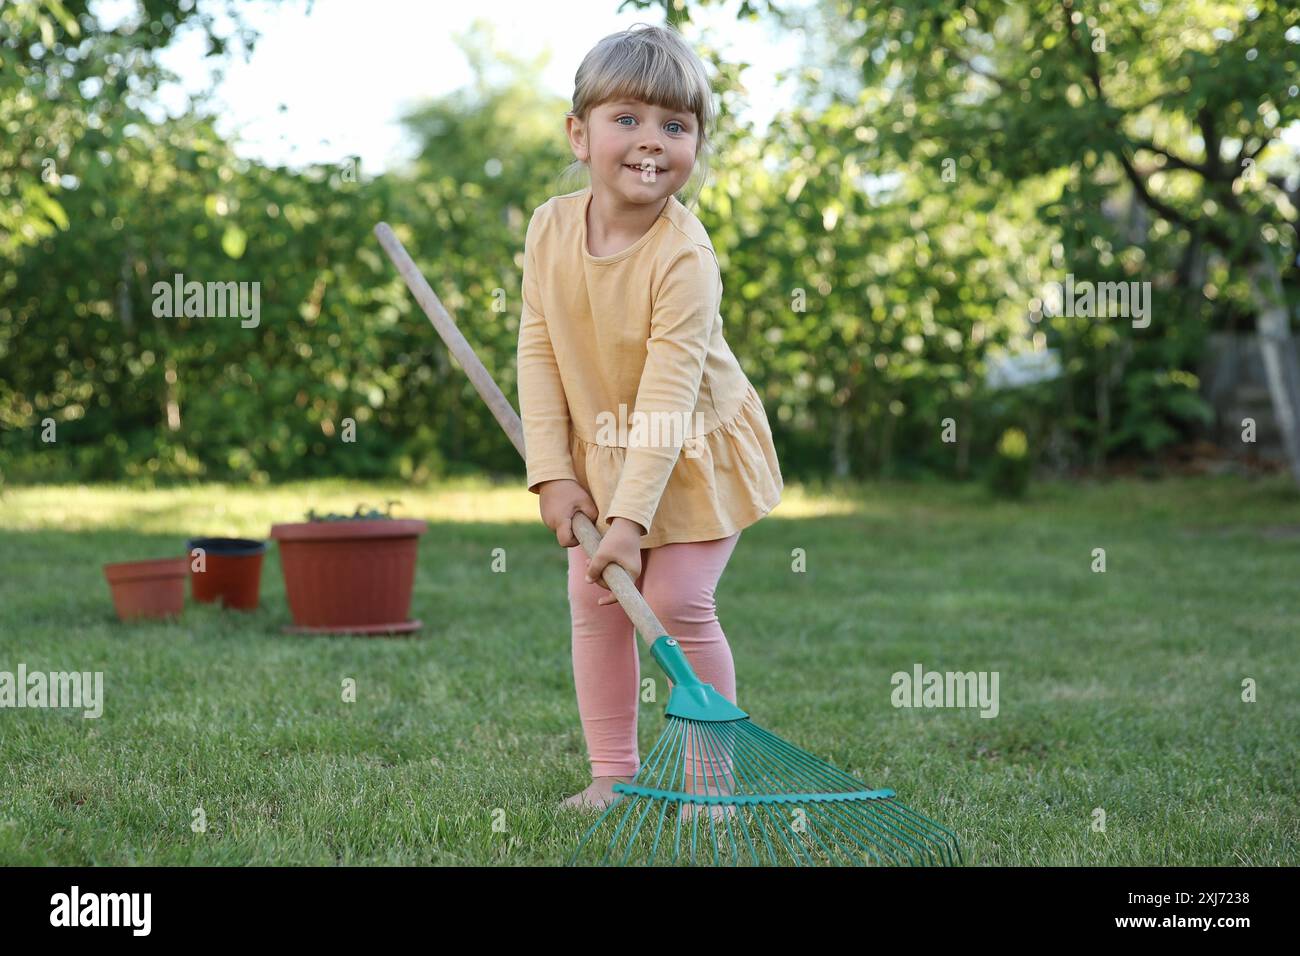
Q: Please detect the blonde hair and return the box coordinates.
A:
[558,22,716,210]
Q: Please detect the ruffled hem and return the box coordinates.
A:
[568,383,784,548]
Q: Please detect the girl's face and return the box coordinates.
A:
[568,98,698,207]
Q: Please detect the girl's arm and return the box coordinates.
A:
[517,218,578,493]
[604,244,720,534]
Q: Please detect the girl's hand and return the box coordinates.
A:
[585,517,645,605]
[538,479,599,548]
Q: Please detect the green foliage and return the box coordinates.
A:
[305,501,402,521]
[835,0,1299,470]
[1109,369,1215,454]
[2,2,1296,487]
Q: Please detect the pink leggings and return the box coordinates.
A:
[567,532,742,779]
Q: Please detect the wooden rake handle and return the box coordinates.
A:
[374,222,668,648]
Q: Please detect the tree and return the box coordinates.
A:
[838,0,1300,481]
[0,0,264,254]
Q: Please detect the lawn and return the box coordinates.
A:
[0,475,1296,865]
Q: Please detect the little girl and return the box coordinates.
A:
[516,23,783,811]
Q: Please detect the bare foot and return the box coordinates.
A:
[559,775,631,811]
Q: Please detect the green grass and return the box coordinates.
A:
[0,475,1297,865]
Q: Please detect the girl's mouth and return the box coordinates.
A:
[625,164,663,174]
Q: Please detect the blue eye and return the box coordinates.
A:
[615,114,688,134]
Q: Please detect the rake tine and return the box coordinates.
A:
[869,799,952,864]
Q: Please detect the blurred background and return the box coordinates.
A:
[3,0,1300,492]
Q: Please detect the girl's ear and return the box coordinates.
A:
[565,113,589,162]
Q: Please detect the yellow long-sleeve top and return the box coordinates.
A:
[517,186,783,548]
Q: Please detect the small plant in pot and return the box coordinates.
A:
[270,501,427,635]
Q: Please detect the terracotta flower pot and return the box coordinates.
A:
[269,519,427,635]
[103,557,188,622]
[187,537,267,610]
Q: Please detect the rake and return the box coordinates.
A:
[374,222,962,866]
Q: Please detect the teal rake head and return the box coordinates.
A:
[569,637,962,867]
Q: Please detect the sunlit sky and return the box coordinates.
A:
[92,0,812,174]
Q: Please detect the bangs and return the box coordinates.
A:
[587,53,706,122]
[572,25,715,134]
